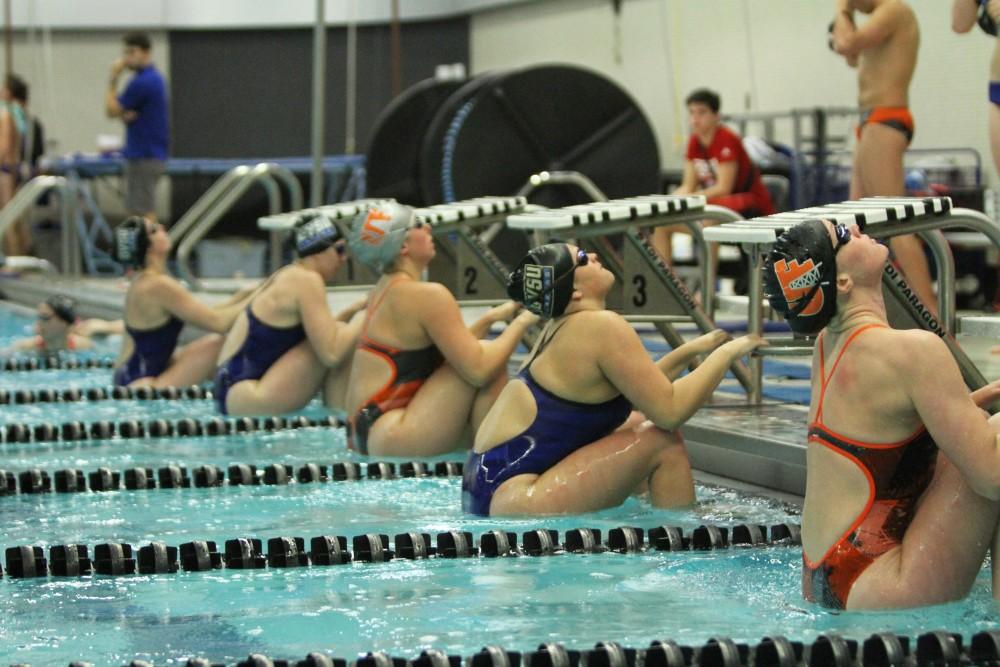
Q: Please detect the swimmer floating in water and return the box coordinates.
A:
[214,212,366,416]
[112,216,258,388]
[462,243,765,516]
[343,201,539,457]
[764,218,1000,610]
[9,295,94,353]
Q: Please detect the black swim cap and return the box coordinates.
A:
[293,212,342,257]
[762,219,839,336]
[980,0,998,36]
[507,244,578,319]
[45,294,77,324]
[113,216,150,269]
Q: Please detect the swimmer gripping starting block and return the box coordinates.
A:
[704,195,1000,402]
[508,194,752,395]
[417,196,528,302]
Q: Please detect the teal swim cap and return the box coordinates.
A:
[347,202,418,273]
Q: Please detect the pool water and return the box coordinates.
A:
[0,303,997,664]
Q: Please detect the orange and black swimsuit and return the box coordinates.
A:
[803,324,937,609]
[856,107,915,145]
[346,278,444,454]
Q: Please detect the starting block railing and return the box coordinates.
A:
[508,195,752,395]
[704,196,1000,402]
[258,196,527,302]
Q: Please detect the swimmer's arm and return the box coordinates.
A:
[422,283,538,386]
[216,283,261,307]
[157,276,244,333]
[0,112,12,157]
[671,162,698,195]
[298,272,352,366]
[655,329,729,380]
[9,337,36,352]
[906,333,1000,499]
[467,301,521,339]
[74,318,124,337]
[833,1,901,57]
[600,315,764,429]
[69,334,94,351]
[952,0,979,32]
[334,297,368,324]
[694,161,737,199]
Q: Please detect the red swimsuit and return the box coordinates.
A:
[346,278,443,454]
[803,324,938,609]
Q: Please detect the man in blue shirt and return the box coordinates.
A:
[105,32,169,223]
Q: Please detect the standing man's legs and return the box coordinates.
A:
[124,158,165,224]
[854,122,937,316]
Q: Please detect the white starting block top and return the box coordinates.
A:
[703,196,954,245]
[506,194,706,230]
[258,199,396,231]
[415,196,527,226]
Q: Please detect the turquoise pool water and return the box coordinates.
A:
[0,303,997,664]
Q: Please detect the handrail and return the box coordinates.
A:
[168,166,252,244]
[0,175,76,274]
[175,163,302,290]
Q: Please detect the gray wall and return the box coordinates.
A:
[169,19,469,158]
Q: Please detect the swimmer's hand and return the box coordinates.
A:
[336,297,368,322]
[989,0,1000,22]
[486,300,522,324]
[971,379,1000,409]
[721,334,767,358]
[513,310,541,328]
[688,329,731,355]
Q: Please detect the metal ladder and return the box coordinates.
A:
[0,175,77,274]
[172,163,304,291]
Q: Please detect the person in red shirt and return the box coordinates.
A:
[652,88,774,268]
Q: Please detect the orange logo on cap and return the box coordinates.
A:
[361,208,392,245]
[773,257,824,316]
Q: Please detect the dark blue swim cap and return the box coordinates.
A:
[762,219,839,336]
[507,244,578,319]
[113,216,150,269]
[293,212,342,257]
[45,294,77,324]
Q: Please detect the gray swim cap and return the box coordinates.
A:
[347,202,417,273]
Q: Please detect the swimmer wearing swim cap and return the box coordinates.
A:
[9,295,95,353]
[112,216,259,387]
[463,242,765,516]
[215,211,366,416]
[343,202,539,457]
[762,218,1000,610]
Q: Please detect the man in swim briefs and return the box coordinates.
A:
[831,0,937,316]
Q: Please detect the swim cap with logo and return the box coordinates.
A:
[293,212,342,257]
[113,216,150,269]
[347,202,417,272]
[762,219,839,336]
[506,244,578,319]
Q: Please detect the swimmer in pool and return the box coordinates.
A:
[9,295,94,353]
[462,242,765,516]
[214,212,366,416]
[343,201,539,457]
[763,218,1000,610]
[112,215,258,387]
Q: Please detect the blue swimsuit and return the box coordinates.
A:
[113,316,184,386]
[213,306,306,414]
[461,321,632,515]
